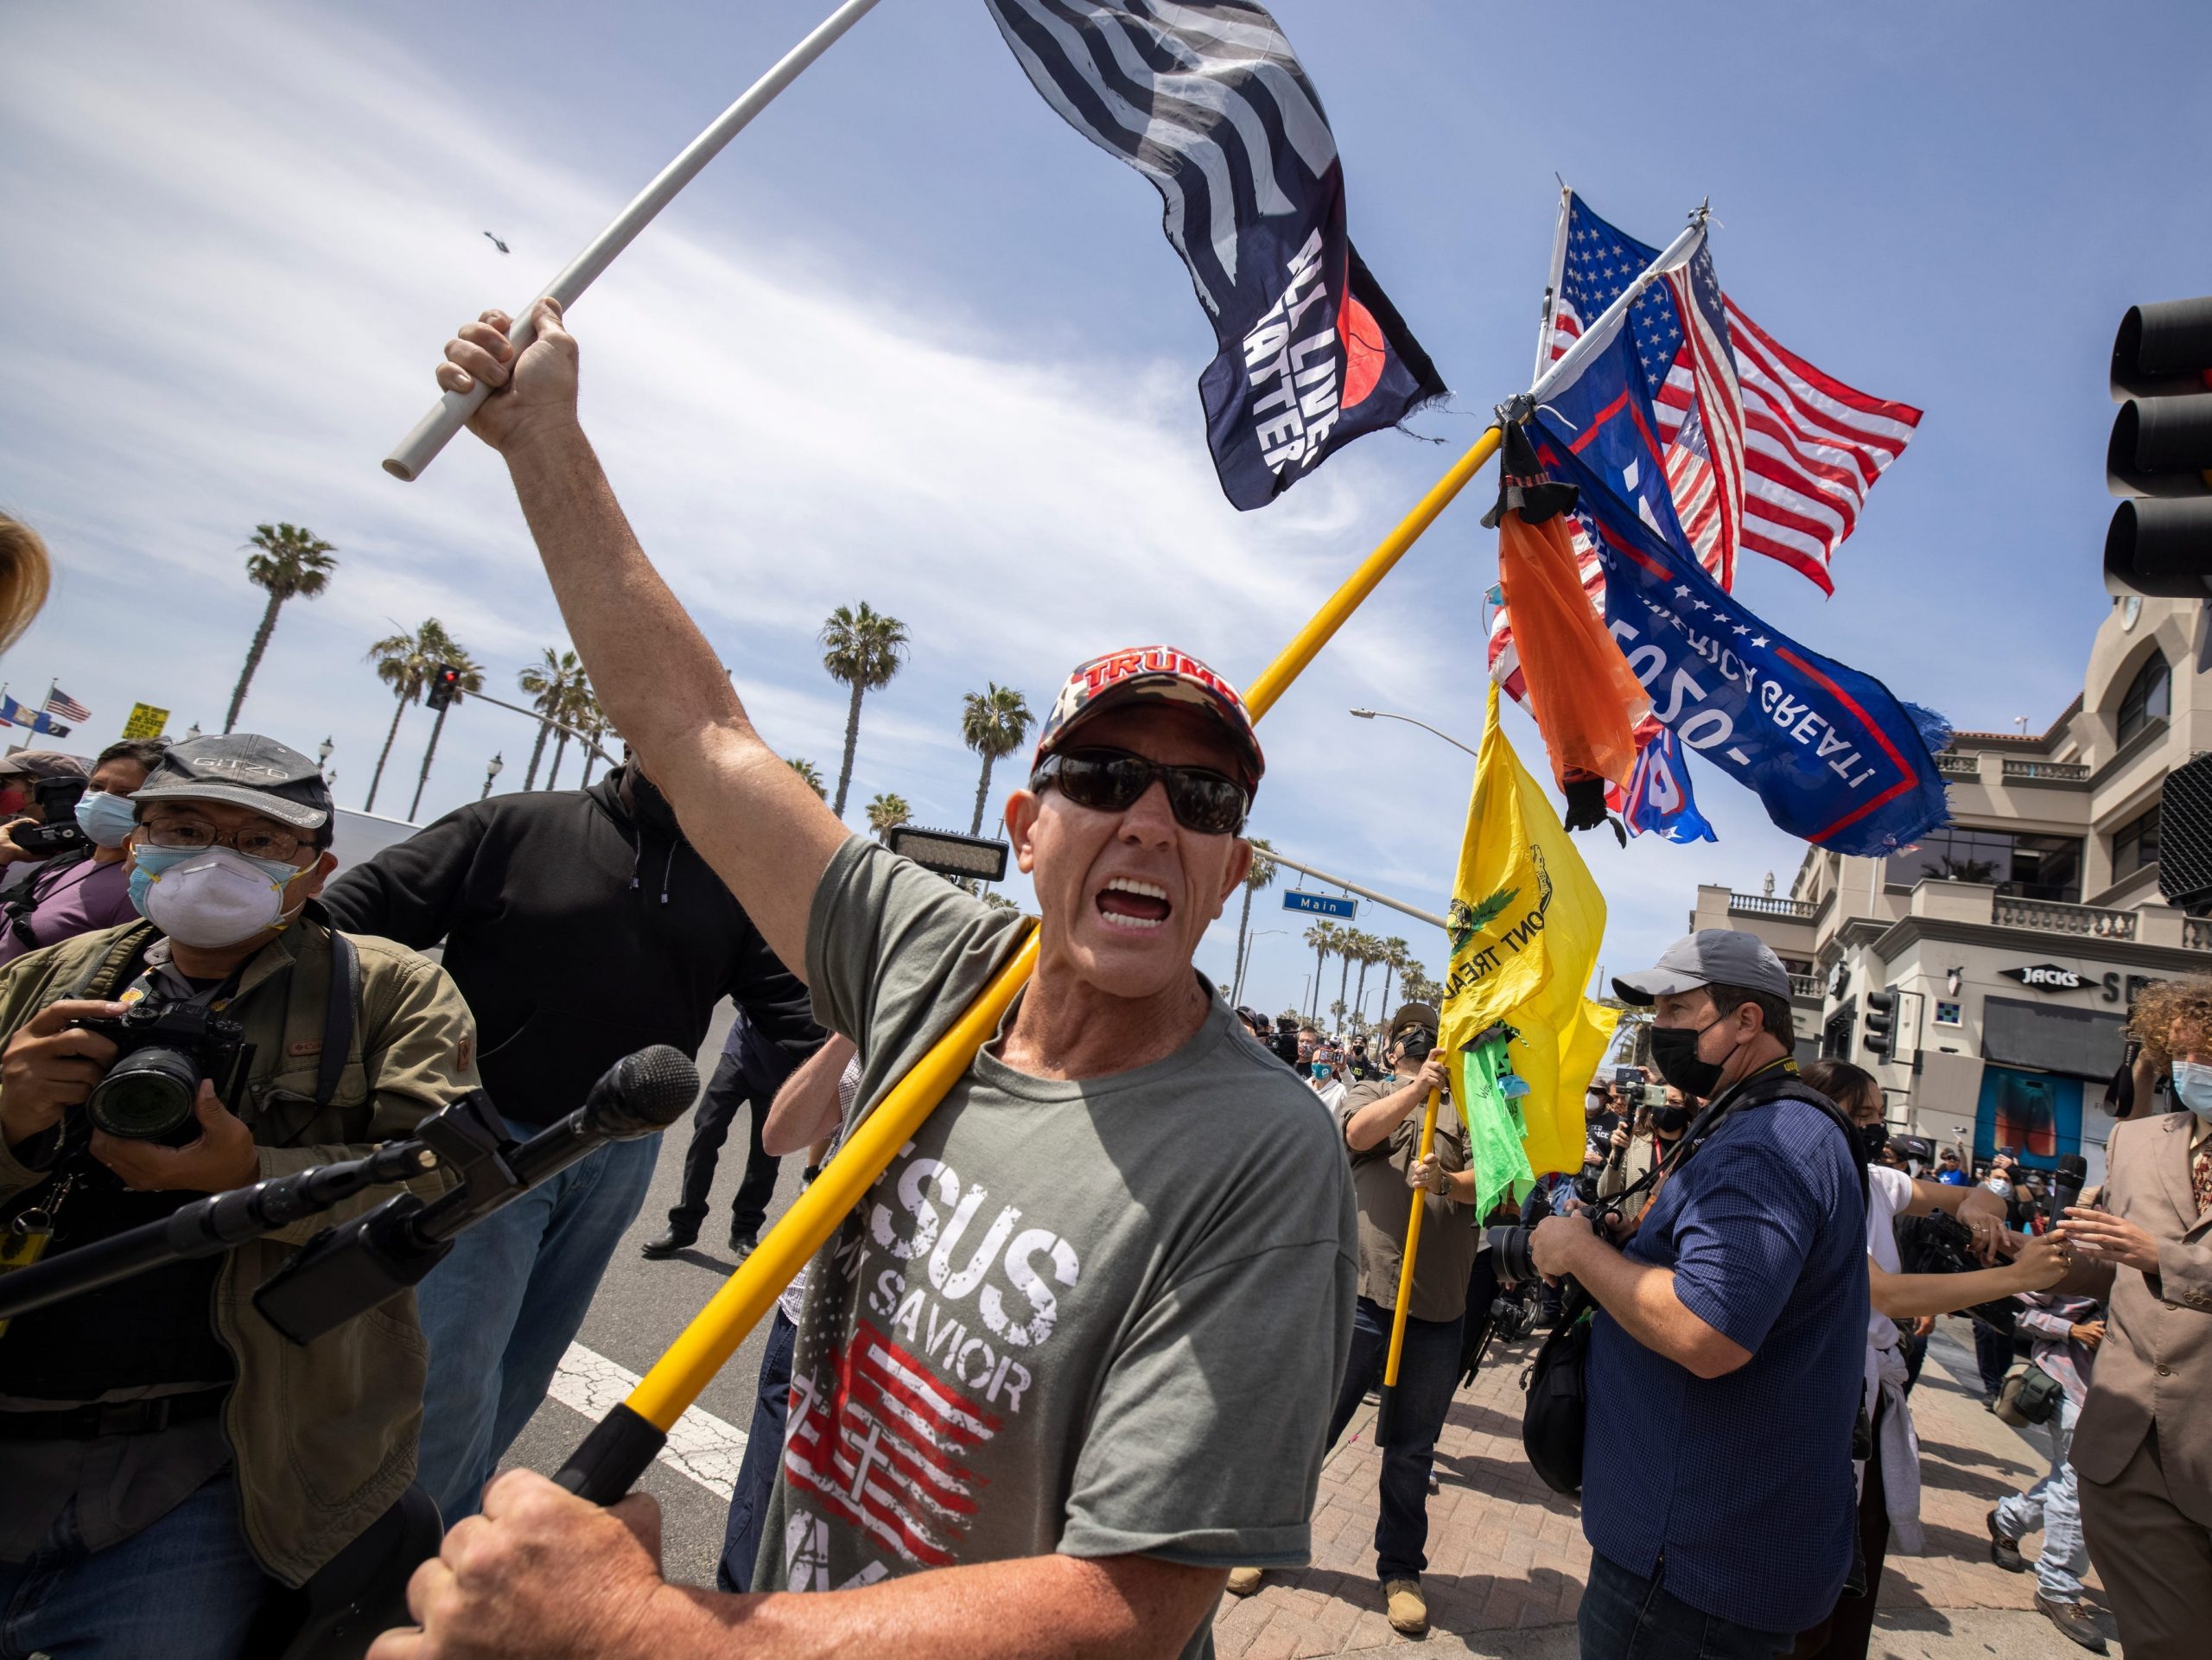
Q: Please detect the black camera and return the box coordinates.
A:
[8,777,89,858]
[75,1000,250,1144]
[1895,1211,2016,1330]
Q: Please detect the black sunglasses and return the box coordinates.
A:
[1030,747,1249,836]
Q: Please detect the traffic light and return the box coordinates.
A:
[424,664,464,712]
[2105,296,2212,598]
[1863,989,1897,1060]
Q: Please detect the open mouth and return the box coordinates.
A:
[1096,876,1173,932]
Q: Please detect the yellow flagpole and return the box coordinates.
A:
[1374,1059,1446,1444]
[556,423,1506,1500]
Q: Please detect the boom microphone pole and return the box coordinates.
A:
[256,1046,699,1344]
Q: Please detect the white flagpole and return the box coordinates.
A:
[383,0,888,482]
[1522,207,1707,415]
[1530,181,1571,388]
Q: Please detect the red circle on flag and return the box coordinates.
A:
[1339,291,1388,410]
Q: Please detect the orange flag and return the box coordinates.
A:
[1496,507,1650,790]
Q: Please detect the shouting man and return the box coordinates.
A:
[369,302,1357,1660]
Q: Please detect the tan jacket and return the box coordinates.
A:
[0,914,476,1583]
[2068,1110,2212,1521]
[1338,1078,1476,1323]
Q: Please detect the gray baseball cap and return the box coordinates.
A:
[131,735,332,830]
[1613,930,1791,1005]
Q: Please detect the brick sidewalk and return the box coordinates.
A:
[1211,1318,2119,1658]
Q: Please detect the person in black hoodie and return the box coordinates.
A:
[320,758,820,1521]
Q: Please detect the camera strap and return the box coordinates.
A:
[316,930,359,1111]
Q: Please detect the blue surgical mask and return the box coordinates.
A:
[2171,1060,2212,1121]
[1311,1061,1332,1079]
[73,791,139,849]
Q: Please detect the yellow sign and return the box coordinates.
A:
[1440,681,1612,1178]
[119,703,168,741]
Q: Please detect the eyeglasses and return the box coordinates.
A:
[1030,747,1249,836]
[139,816,310,864]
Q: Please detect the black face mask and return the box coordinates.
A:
[1856,1122,1891,1163]
[1649,1018,1726,1099]
[1650,1103,1694,1136]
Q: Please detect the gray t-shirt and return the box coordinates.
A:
[757,840,1357,1655]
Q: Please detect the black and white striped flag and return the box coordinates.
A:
[984,0,1446,510]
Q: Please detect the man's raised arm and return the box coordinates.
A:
[436,299,845,976]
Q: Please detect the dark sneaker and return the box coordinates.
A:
[1987,1509,2025,1573]
[2035,1594,2108,1653]
[729,1230,760,1259]
[641,1227,696,1260]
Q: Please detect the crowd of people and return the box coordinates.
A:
[0,302,2204,1660]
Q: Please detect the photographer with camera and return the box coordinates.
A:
[0,735,480,1654]
[1788,1059,2072,1659]
[1598,1080,1688,1214]
[1226,1004,1463,1636]
[1529,933,1867,1660]
[0,741,164,970]
[0,750,90,886]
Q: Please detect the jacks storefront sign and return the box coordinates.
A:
[2000,963,2085,993]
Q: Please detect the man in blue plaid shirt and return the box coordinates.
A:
[1534,932,1866,1660]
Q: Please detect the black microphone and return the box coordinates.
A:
[254,1045,700,1344]
[2049,1151,2089,1232]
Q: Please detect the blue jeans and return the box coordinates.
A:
[1996,1391,2087,1600]
[414,1122,664,1520]
[1328,1295,1465,1583]
[717,1307,797,1593]
[1580,1550,1793,1660]
[0,1472,272,1659]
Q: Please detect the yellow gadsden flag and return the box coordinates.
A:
[1440,681,1618,1183]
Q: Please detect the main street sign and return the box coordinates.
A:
[1283,891,1357,919]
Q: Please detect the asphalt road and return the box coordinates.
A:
[499,1002,801,1588]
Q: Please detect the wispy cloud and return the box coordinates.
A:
[0,0,1814,1011]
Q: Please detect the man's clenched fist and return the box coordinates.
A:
[367,1470,675,1660]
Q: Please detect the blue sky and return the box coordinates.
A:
[3,0,2209,1022]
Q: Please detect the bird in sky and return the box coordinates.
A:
[483,232,509,253]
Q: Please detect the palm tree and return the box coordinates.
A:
[226,522,337,732]
[541,672,601,791]
[518,647,583,790]
[959,683,1035,836]
[819,602,909,818]
[979,891,1019,913]
[786,757,827,799]
[572,683,611,785]
[1303,920,1339,1023]
[1334,925,1360,1029]
[363,618,462,814]
[1230,836,1277,1005]
[1347,932,1379,1032]
[407,646,484,821]
[866,792,912,840]
[1377,937,1410,1020]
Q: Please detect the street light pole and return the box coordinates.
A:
[1234,927,1287,1007]
[481,752,505,801]
[1349,707,1478,760]
[316,736,334,779]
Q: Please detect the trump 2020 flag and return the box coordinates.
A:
[983,0,1447,509]
[1527,316,1950,855]
[1623,726,1718,844]
[1441,682,1616,1202]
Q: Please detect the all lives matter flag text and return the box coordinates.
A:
[984,0,1446,509]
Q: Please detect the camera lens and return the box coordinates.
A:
[1487,1224,1535,1284]
[86,1048,201,1141]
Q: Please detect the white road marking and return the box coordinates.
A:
[547,1342,749,1500]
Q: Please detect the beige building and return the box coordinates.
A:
[1688,594,2209,1182]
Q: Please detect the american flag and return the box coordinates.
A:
[1542,193,1923,595]
[783,1319,1000,1570]
[45,685,91,723]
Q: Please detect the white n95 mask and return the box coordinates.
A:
[130,845,302,948]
